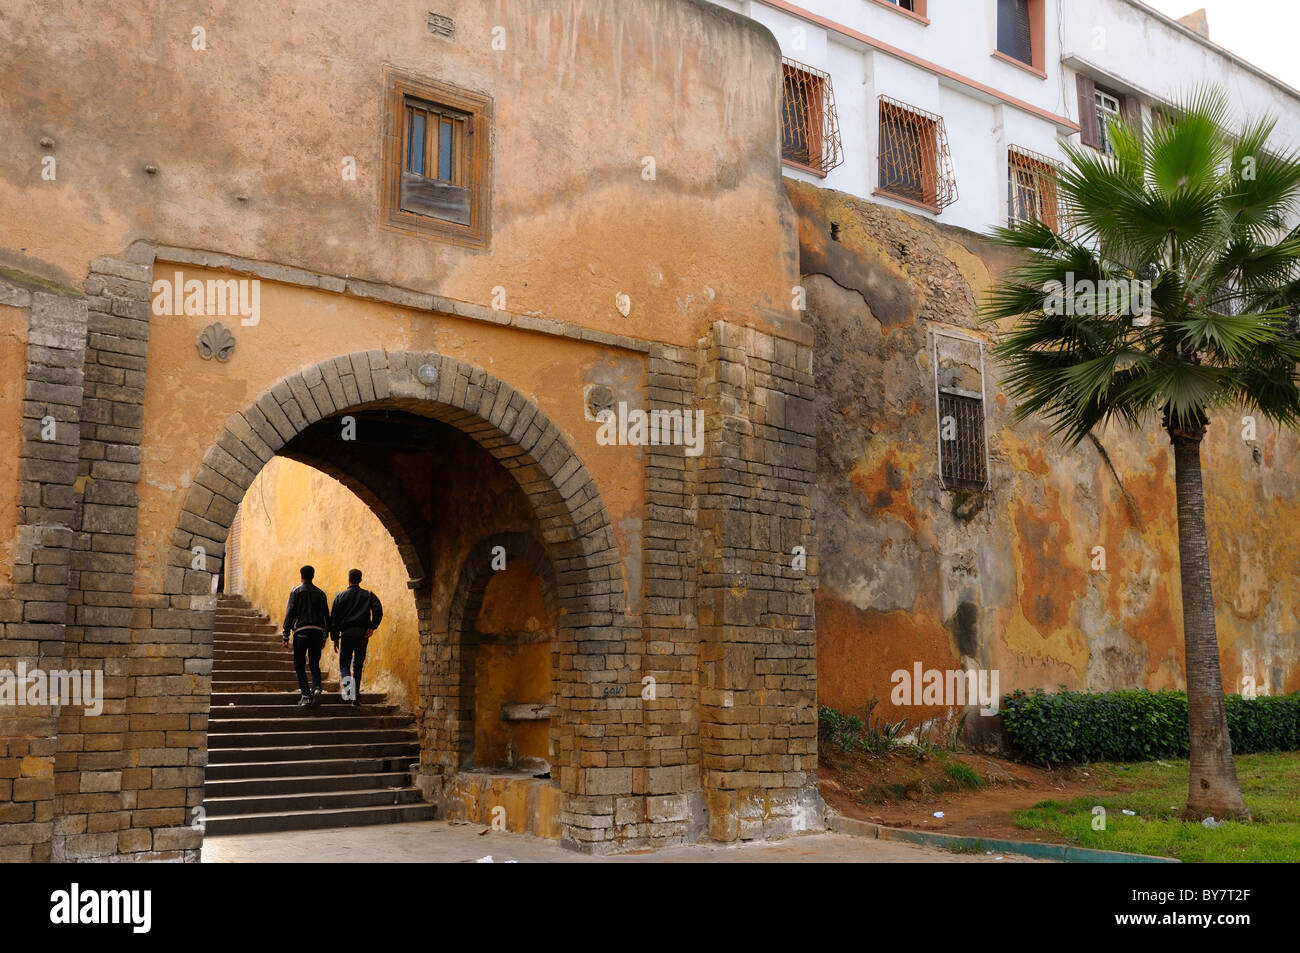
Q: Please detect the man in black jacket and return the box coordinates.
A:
[329,568,383,708]
[282,565,331,707]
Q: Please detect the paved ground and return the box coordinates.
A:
[202,820,1048,863]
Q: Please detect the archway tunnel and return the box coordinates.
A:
[206,405,563,835]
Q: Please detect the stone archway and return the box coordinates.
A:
[162,350,625,848]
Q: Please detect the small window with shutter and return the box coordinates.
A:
[1095,90,1121,155]
[1076,75,1140,154]
[382,68,491,247]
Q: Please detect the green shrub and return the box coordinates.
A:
[1001,688,1300,765]
[818,699,909,754]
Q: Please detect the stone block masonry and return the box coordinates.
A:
[696,321,822,841]
[0,247,822,858]
[0,282,87,862]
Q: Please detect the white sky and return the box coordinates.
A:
[1139,1,1300,91]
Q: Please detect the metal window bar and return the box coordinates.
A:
[878,96,958,209]
[781,58,844,175]
[932,330,990,492]
[938,392,988,490]
[1008,145,1068,236]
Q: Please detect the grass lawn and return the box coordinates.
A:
[1013,752,1300,862]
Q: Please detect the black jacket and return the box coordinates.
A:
[329,585,383,640]
[282,582,330,638]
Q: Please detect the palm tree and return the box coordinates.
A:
[984,88,1300,820]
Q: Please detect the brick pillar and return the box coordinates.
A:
[696,320,822,841]
[627,343,705,843]
[0,283,87,862]
[56,249,209,860]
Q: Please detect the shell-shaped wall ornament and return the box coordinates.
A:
[197,322,236,362]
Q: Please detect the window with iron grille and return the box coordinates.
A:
[938,391,988,490]
[1008,146,1064,233]
[382,67,492,247]
[878,96,957,210]
[781,58,844,175]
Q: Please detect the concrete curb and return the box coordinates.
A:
[827,814,1182,863]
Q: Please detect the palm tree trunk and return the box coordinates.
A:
[1169,423,1251,821]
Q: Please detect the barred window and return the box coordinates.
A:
[1008,146,1063,233]
[938,392,988,490]
[781,58,844,175]
[933,330,989,491]
[878,96,957,210]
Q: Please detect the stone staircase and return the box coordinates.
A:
[202,593,437,835]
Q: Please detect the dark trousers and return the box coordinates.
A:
[292,630,324,697]
[339,632,368,700]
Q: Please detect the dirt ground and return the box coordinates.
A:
[819,747,1106,843]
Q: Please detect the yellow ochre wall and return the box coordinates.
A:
[233,456,420,705]
[473,560,554,766]
[0,304,27,587]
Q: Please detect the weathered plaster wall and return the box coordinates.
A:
[790,178,1300,740]
[232,456,422,704]
[0,0,798,349]
[132,265,646,601]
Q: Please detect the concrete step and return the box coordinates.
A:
[205,771,412,798]
[211,680,340,693]
[205,755,418,780]
[212,663,299,676]
[208,741,420,764]
[211,691,385,707]
[208,728,417,749]
[204,786,426,817]
[209,715,412,733]
[209,703,399,720]
[204,802,438,836]
[214,649,295,660]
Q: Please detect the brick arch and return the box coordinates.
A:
[165,349,625,841]
[448,531,559,639]
[167,350,623,618]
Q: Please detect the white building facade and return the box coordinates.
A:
[707,0,1300,235]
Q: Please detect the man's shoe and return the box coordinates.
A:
[311,687,322,707]
[351,700,361,709]
[297,696,312,707]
